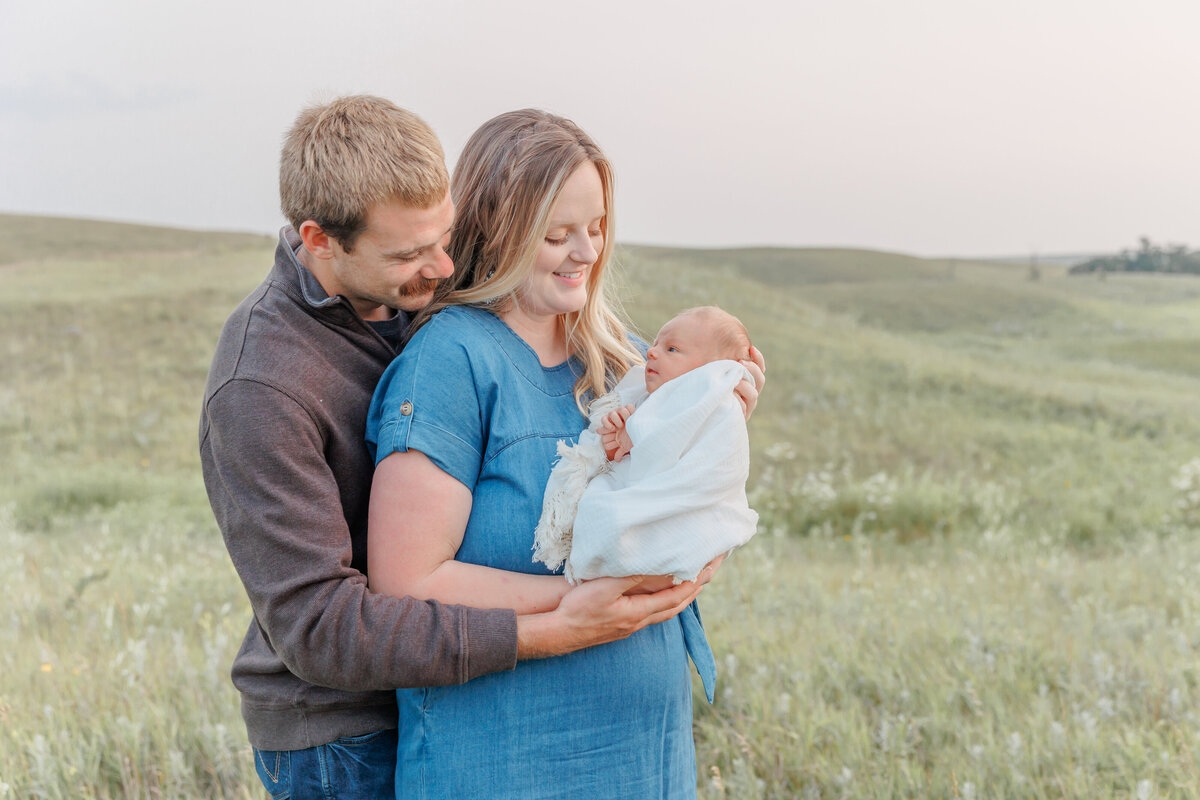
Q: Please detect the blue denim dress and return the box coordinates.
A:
[366,306,715,800]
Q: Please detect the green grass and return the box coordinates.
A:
[3,216,1200,797]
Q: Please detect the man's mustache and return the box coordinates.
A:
[399,277,441,298]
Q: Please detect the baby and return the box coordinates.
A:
[533,306,759,585]
[599,306,753,462]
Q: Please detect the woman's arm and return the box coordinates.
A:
[368,450,571,613]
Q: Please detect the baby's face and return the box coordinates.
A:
[644,315,721,393]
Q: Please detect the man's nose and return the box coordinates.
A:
[425,248,454,279]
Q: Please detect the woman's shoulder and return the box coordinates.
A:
[409,305,494,345]
[400,306,506,365]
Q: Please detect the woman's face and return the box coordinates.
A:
[516,161,605,321]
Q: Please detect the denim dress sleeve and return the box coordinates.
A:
[367,314,484,490]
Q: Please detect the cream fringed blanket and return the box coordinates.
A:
[533,361,759,584]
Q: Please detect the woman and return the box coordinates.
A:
[365,110,762,799]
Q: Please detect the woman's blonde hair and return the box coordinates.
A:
[414,109,641,411]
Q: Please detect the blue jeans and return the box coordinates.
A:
[252,729,397,800]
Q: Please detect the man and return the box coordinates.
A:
[199,96,717,798]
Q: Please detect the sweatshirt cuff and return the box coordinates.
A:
[463,607,519,681]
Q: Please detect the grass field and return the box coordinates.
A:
[2,213,1199,798]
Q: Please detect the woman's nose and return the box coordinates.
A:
[570,236,598,265]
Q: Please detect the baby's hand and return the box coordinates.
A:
[598,404,636,461]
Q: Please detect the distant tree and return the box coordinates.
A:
[1069,237,1200,276]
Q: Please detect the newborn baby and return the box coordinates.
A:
[533,306,759,584]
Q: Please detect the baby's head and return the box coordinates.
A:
[644,306,751,393]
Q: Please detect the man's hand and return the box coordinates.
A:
[734,345,766,420]
[597,404,636,461]
[515,576,702,660]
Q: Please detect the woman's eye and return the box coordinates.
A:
[589,229,602,238]
[545,235,567,246]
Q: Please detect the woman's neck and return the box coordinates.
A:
[500,306,569,367]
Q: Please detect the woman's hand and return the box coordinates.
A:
[734,345,766,421]
[623,554,727,595]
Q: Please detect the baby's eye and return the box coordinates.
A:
[667,346,678,353]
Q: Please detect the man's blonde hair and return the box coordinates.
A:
[676,306,752,361]
[279,95,449,251]
[414,109,641,412]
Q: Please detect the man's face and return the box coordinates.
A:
[643,315,720,393]
[326,194,455,318]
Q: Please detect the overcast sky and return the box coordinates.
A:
[2,0,1197,256]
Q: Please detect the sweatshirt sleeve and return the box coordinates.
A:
[202,377,517,691]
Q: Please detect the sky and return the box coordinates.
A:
[2,0,1198,257]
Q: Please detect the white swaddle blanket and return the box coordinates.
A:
[533,361,759,583]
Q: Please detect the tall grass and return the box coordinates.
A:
[3,214,1200,797]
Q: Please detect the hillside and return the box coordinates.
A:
[0,213,271,265]
[4,217,1200,797]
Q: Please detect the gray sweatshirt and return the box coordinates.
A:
[199,228,517,750]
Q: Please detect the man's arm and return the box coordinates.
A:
[202,379,517,691]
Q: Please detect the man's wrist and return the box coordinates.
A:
[515,611,565,661]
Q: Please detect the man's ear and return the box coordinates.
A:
[297,220,336,260]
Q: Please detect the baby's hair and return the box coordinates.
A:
[675,306,751,361]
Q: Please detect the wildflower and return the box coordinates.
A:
[39,663,52,672]
[1007,732,1023,759]
[708,765,724,793]
[1137,779,1154,800]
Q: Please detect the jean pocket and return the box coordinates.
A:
[329,729,392,747]
[321,729,397,798]
[253,748,291,800]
